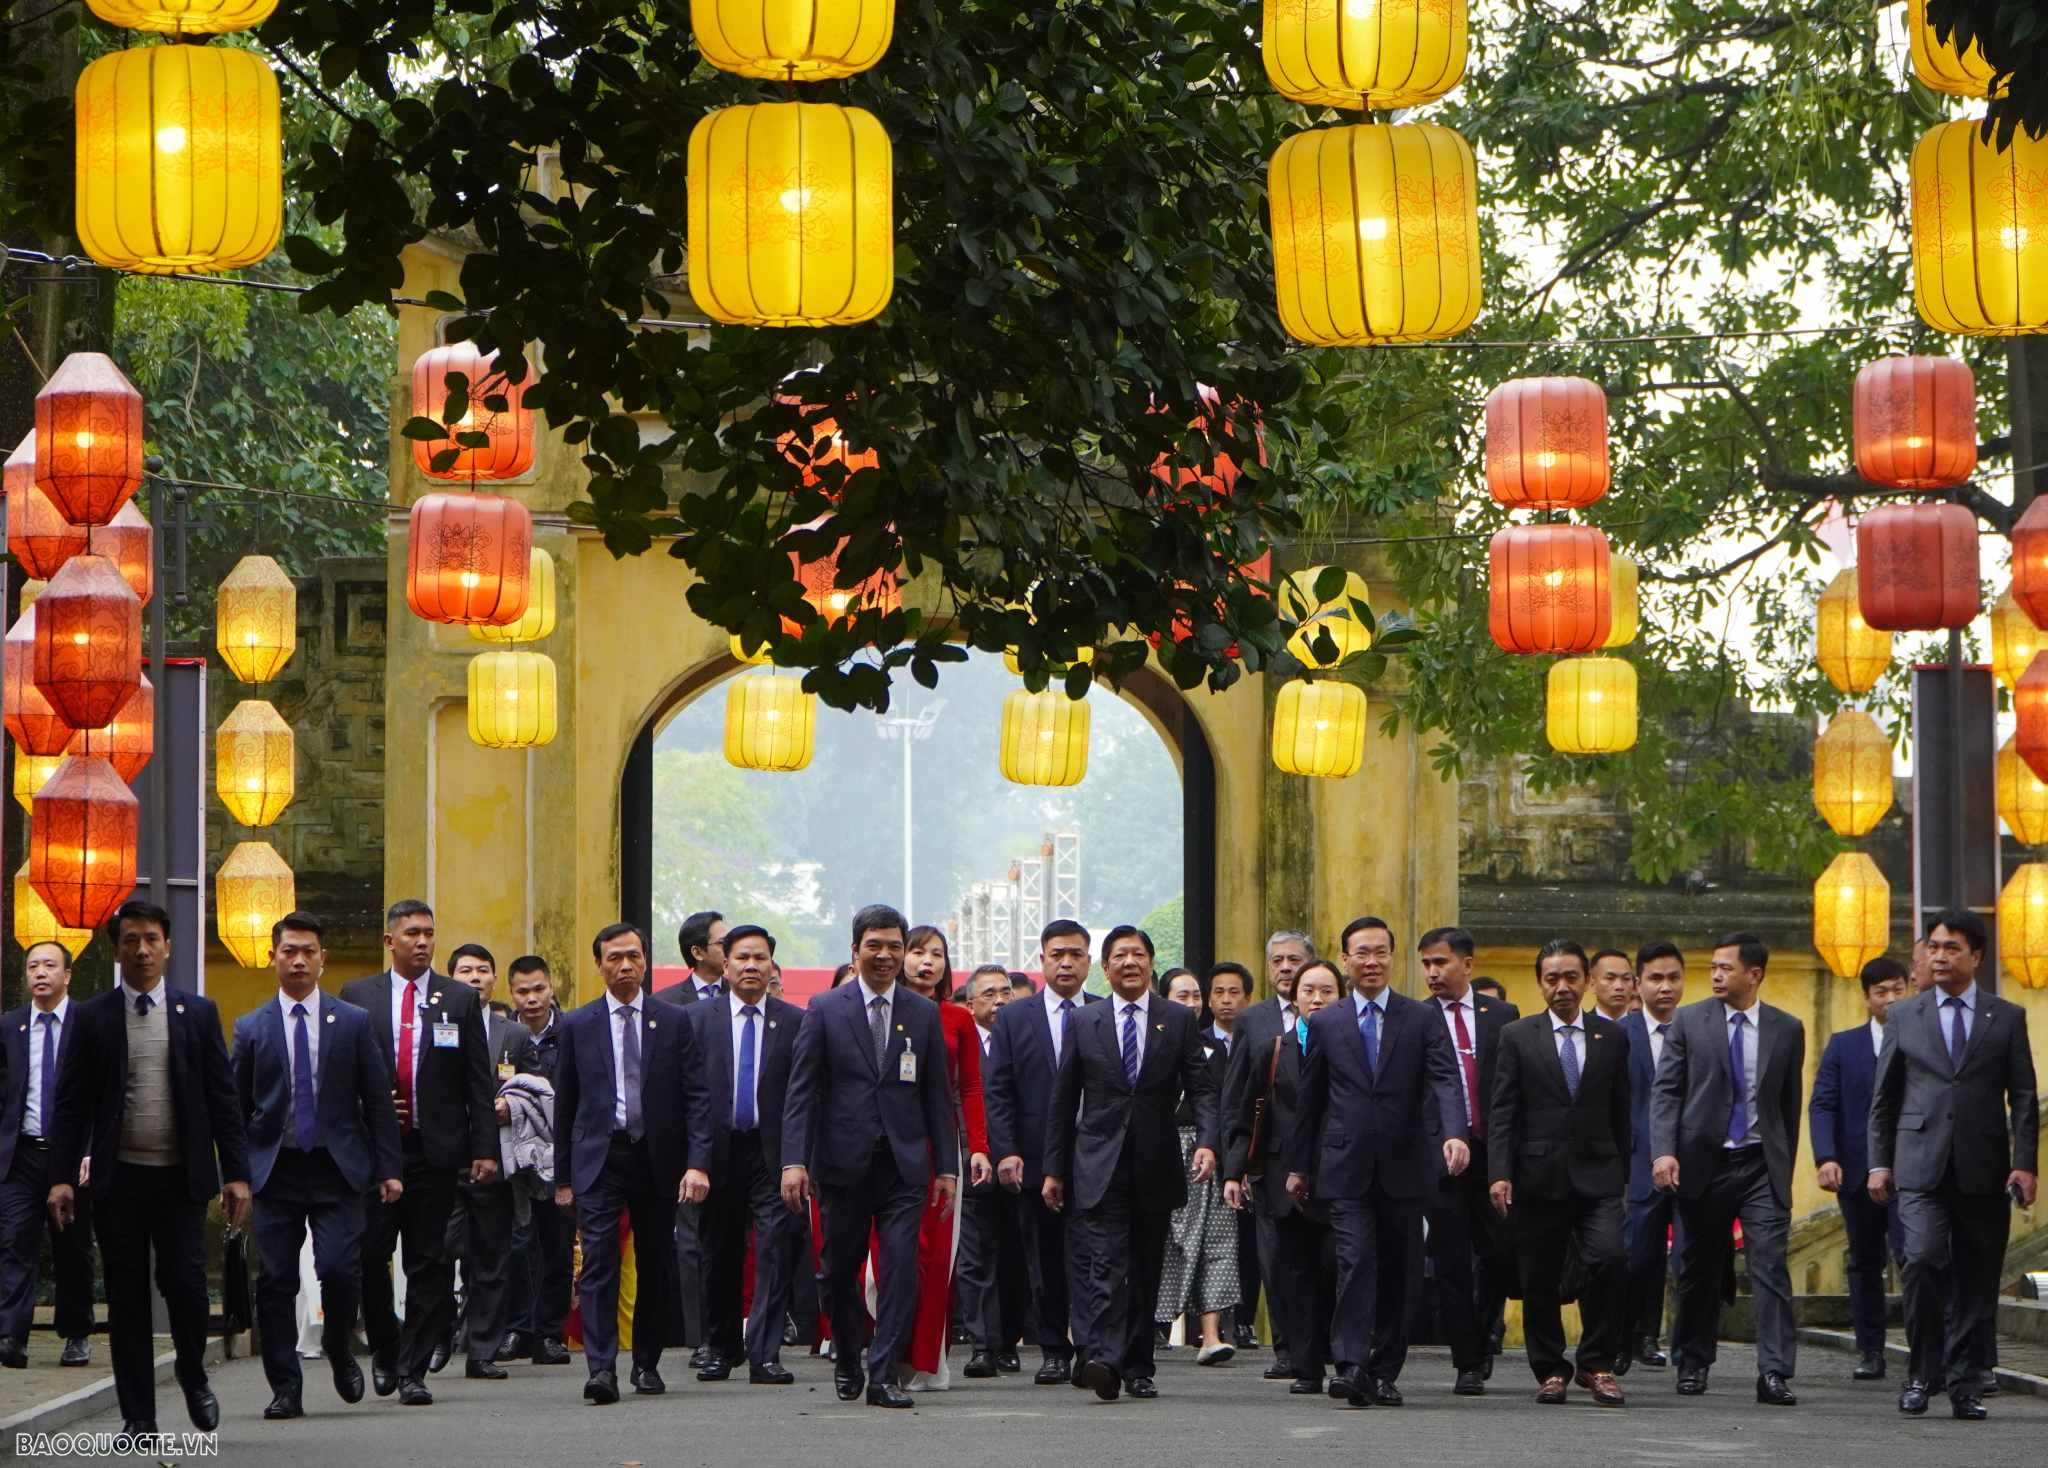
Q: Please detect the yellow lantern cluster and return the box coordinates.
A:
[216,699,295,827]
[1992,590,2040,690]
[1263,0,1467,109]
[1813,851,1890,978]
[691,0,891,78]
[12,861,95,958]
[1000,689,1091,787]
[1997,734,2048,847]
[1907,0,1999,99]
[216,554,297,682]
[215,840,295,969]
[1281,566,1373,669]
[1271,679,1367,780]
[1545,656,1638,755]
[1999,864,2048,988]
[469,548,557,644]
[11,750,64,815]
[468,651,559,749]
[1812,710,1894,838]
[1815,568,1891,693]
[1910,119,2048,336]
[725,673,816,772]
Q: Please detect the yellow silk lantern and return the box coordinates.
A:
[75,44,282,275]
[1271,679,1366,779]
[1603,554,1639,649]
[216,699,295,826]
[1545,656,1637,755]
[1262,0,1467,109]
[467,651,559,749]
[1813,851,1890,978]
[1000,688,1091,787]
[216,554,296,682]
[730,633,774,665]
[1997,734,2048,846]
[1269,121,1480,346]
[1815,568,1891,694]
[1911,120,2048,336]
[1813,710,1894,837]
[1999,863,2048,988]
[12,752,64,814]
[1907,0,1998,97]
[687,102,893,327]
[469,548,557,645]
[724,673,816,772]
[1281,567,1373,669]
[692,0,892,79]
[84,0,277,32]
[1991,589,2040,691]
[13,862,95,958]
[215,840,294,969]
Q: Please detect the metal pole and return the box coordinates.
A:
[902,731,914,919]
[1946,627,1965,912]
[147,474,169,910]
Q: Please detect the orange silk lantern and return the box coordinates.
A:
[66,673,152,783]
[2019,651,2048,784]
[4,605,77,756]
[1487,524,1612,654]
[1150,386,1268,498]
[787,519,900,627]
[1484,376,1608,510]
[95,501,155,606]
[2012,498,2048,628]
[5,435,89,582]
[33,351,144,526]
[775,395,880,489]
[1853,503,1979,631]
[404,491,534,626]
[410,341,535,481]
[1852,356,1976,490]
[30,555,142,732]
[27,755,139,932]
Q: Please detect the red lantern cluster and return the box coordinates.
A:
[775,395,880,489]
[31,555,143,732]
[5,435,89,582]
[405,491,535,625]
[34,351,143,527]
[28,754,139,931]
[411,342,536,482]
[1485,376,1609,510]
[1853,502,1978,632]
[1853,356,1976,491]
[2019,654,2048,784]
[95,501,156,606]
[787,520,901,628]
[67,673,154,784]
[4,604,76,756]
[2013,498,2048,628]
[1150,385,1268,499]
[1488,524,1612,654]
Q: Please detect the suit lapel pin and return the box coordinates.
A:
[896,1023,905,1032]
[1155,1023,1166,1032]
[768,1019,778,1029]
[175,1004,186,1015]
[429,992,441,1005]
[648,1018,657,1028]
[326,1013,336,1024]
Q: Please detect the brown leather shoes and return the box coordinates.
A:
[1536,1375,1568,1404]
[1577,1370,1625,1407]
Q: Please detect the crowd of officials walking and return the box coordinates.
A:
[0,896,2035,1441]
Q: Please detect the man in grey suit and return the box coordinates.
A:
[1868,908,2038,1421]
[1648,932,1804,1407]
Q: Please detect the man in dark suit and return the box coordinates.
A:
[1487,940,1631,1407]
[656,909,726,1365]
[0,940,95,1370]
[232,911,404,1419]
[1416,925,1517,1395]
[682,923,803,1384]
[985,918,1095,1385]
[1811,954,1910,1382]
[1869,908,2039,1421]
[500,954,571,1366]
[1041,925,1217,1401]
[661,910,728,1007]
[781,903,958,1409]
[1287,916,1468,1409]
[1619,941,1686,1372]
[48,900,250,1438]
[955,963,1017,1377]
[338,899,497,1407]
[553,921,709,1403]
[1648,931,1805,1406]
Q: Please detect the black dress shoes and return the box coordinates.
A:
[995,1349,1022,1373]
[584,1369,619,1405]
[0,1336,26,1369]
[181,1378,220,1431]
[494,1330,532,1363]
[330,1352,366,1404]
[1076,1357,1121,1402]
[1635,1336,1668,1369]
[834,1371,866,1401]
[696,1354,734,1382]
[427,1337,454,1375]
[59,1337,91,1367]
[1755,1371,1797,1406]
[963,1351,999,1378]
[1125,1376,1158,1399]
[397,1376,434,1406]
[866,1382,915,1408]
[465,1359,508,1380]
[1273,1350,1294,1376]
[532,1336,571,1366]
[1675,1368,1708,1396]
[689,1344,711,1370]
[1952,1394,1988,1420]
[1264,1359,1296,1381]
[1232,1324,1258,1350]
[1978,1372,2001,1397]
[1853,1352,1886,1381]
[1333,1366,1372,1407]
[630,1365,666,1394]
[121,1419,157,1437]
[1898,1378,1931,1414]
[371,1351,399,1397]
[1289,1377,1325,1395]
[1034,1354,1071,1385]
[263,1391,304,1420]
[750,1362,795,1385]
[1373,1378,1404,1407]
[1453,1369,1485,1396]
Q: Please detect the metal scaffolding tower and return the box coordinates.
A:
[1051,830,1082,922]
[1015,856,1045,955]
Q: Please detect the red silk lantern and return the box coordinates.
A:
[1150,386,1268,498]
[1488,524,1612,653]
[2013,498,2048,628]
[1484,376,1609,510]
[5,434,89,582]
[2019,651,2048,784]
[1854,503,1979,631]
[66,672,152,783]
[33,351,144,526]
[405,492,534,626]
[788,524,901,627]
[27,754,139,931]
[95,500,155,606]
[410,341,535,481]
[4,605,76,756]
[1853,356,1976,490]
[30,555,142,732]
[775,395,880,489]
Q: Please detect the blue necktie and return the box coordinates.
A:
[1726,1012,1750,1144]
[1559,1023,1581,1098]
[1058,998,1076,1059]
[1945,995,1967,1069]
[1121,1004,1139,1085]
[36,1014,56,1138]
[1360,999,1380,1072]
[736,1004,759,1131]
[291,1002,317,1150]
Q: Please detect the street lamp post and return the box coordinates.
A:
[874,700,944,919]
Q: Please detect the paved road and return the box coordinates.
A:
[14,1340,2044,1465]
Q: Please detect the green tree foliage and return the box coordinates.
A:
[1926,0,2048,143]
[1139,894,1187,972]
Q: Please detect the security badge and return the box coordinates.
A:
[898,1027,917,1083]
[497,1061,516,1080]
[433,1021,460,1049]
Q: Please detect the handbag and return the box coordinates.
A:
[1243,1034,1286,1179]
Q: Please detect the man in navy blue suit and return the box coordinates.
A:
[985,918,1095,1385]
[1042,924,1219,1402]
[232,911,404,1419]
[0,940,96,1371]
[553,922,709,1405]
[1287,915,1467,1409]
[1811,954,1909,1382]
[1619,940,1686,1371]
[780,903,958,1410]
[683,923,804,1384]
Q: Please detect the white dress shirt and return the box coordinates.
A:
[1208,1023,1232,1056]
[1722,998,1762,1147]
[1647,1015,1672,1073]
[1042,986,1081,1067]
[388,971,430,1095]
[977,1023,993,1057]
[606,989,644,1129]
[118,978,163,1012]
[728,991,764,1126]
[1436,994,1479,1119]
[1114,990,1152,1069]
[693,977,725,1003]
[1549,1007,1583,1078]
[1869,1017,1886,1057]
[278,990,321,1094]
[1274,994,1299,1031]
[22,997,71,1140]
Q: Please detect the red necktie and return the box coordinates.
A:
[397,978,419,1133]
[1449,999,1481,1137]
